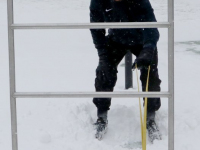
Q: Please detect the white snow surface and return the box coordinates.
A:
[0,0,200,150]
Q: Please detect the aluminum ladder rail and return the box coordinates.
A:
[7,0,174,150]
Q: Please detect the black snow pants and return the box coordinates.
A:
[93,37,161,114]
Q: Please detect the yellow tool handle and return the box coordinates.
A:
[135,65,151,150]
[135,64,144,146]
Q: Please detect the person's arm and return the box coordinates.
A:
[136,0,160,50]
[90,0,107,56]
[132,0,160,69]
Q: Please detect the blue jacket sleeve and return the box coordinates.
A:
[90,0,106,50]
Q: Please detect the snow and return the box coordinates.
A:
[0,0,200,150]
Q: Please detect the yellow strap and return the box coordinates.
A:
[135,65,151,150]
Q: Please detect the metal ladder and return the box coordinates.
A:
[7,0,174,150]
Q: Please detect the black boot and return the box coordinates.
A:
[147,112,162,143]
[94,117,108,140]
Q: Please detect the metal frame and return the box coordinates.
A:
[7,0,174,150]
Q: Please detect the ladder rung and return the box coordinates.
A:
[11,22,170,29]
[14,92,171,98]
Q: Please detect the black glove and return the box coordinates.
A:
[96,49,117,86]
[132,46,155,70]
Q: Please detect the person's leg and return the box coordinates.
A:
[131,46,162,141]
[93,39,127,121]
[131,46,161,114]
[139,48,161,114]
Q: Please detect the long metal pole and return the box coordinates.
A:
[125,51,133,89]
[168,0,174,149]
[7,0,18,150]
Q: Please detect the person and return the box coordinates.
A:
[90,0,161,141]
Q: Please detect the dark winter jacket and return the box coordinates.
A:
[90,0,159,51]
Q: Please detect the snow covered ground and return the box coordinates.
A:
[0,0,200,150]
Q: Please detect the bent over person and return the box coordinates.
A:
[90,0,162,141]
